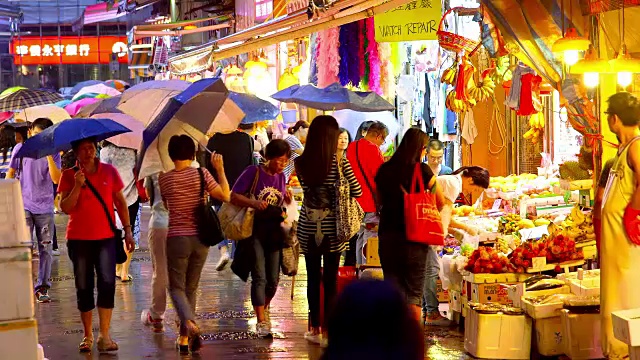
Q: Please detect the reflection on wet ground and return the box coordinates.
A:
[36,210,472,359]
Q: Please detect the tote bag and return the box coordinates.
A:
[336,159,364,242]
[217,167,260,240]
[403,163,444,246]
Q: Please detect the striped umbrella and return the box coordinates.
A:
[0,86,26,97]
[0,89,63,112]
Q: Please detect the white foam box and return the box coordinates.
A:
[464,308,532,359]
[522,298,564,320]
[0,180,31,247]
[0,319,39,360]
[534,316,564,356]
[0,247,34,322]
[449,290,462,313]
[463,272,532,284]
[507,283,570,309]
[612,308,640,346]
[560,309,604,359]
[569,280,600,297]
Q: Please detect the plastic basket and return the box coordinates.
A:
[437,7,480,54]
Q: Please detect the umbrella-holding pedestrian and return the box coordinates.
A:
[7,118,61,303]
[58,138,135,354]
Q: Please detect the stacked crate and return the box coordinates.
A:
[0,180,41,360]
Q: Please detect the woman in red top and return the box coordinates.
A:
[58,138,135,354]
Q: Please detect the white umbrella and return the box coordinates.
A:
[117,88,185,125]
[72,83,121,100]
[90,113,144,150]
[120,80,190,102]
[15,104,71,123]
[333,110,400,152]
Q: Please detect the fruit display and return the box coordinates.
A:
[460,243,475,257]
[469,72,496,103]
[523,112,545,144]
[452,205,481,217]
[443,237,461,255]
[464,246,515,274]
[498,214,536,234]
[559,161,591,181]
[446,90,475,113]
[289,175,301,187]
[550,206,595,243]
[496,237,510,254]
[509,235,584,273]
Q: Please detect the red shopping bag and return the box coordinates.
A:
[403,163,444,246]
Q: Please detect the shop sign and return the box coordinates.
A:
[374,0,442,42]
[256,0,274,22]
[10,36,129,65]
[286,0,307,15]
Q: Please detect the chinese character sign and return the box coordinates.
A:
[374,0,442,42]
[10,36,129,65]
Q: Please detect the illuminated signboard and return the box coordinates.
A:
[255,0,273,22]
[10,36,129,65]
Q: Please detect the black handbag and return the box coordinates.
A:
[197,168,225,247]
[81,175,128,264]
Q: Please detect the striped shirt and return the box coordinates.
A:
[298,156,362,254]
[284,135,303,181]
[159,167,218,238]
[0,147,12,176]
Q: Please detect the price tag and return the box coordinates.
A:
[519,226,549,240]
[491,199,502,211]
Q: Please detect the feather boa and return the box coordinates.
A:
[338,26,350,86]
[317,27,340,88]
[366,18,382,95]
[338,22,361,86]
[378,42,392,98]
[309,32,319,85]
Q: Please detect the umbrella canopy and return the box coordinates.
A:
[138,77,244,178]
[70,80,102,95]
[1,86,27,97]
[228,92,279,124]
[121,80,190,102]
[0,89,63,112]
[90,113,143,150]
[54,99,72,108]
[272,83,395,112]
[75,96,122,118]
[14,118,131,159]
[104,79,129,92]
[0,112,13,125]
[65,98,101,116]
[333,110,400,153]
[118,88,189,125]
[15,104,71,123]
[73,84,121,101]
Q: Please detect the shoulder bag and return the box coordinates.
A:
[217,166,260,241]
[335,158,364,242]
[197,168,225,247]
[355,142,380,215]
[79,169,127,264]
[402,163,444,246]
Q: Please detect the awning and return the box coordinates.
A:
[168,0,411,75]
[128,45,153,78]
[132,15,233,40]
[72,0,156,32]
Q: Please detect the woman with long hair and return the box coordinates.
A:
[159,135,230,354]
[284,120,309,181]
[295,115,362,345]
[374,128,444,323]
[0,126,15,178]
[336,128,352,163]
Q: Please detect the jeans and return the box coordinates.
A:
[305,246,341,329]
[250,236,281,307]
[67,239,117,312]
[26,211,54,290]
[379,232,429,306]
[356,212,379,265]
[148,227,169,320]
[422,246,441,314]
[167,236,209,334]
[218,238,237,259]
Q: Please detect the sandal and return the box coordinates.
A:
[78,337,93,353]
[187,321,202,352]
[120,274,133,283]
[97,337,118,353]
[175,338,189,355]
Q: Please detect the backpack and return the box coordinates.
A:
[303,185,333,246]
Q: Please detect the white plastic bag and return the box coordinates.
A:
[282,199,299,234]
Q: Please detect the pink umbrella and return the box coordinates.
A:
[65,98,100,116]
[91,113,143,150]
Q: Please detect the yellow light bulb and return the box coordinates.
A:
[583,72,599,87]
[564,50,580,66]
[618,72,633,87]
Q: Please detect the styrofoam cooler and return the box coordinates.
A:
[612,308,640,347]
[0,319,39,360]
[0,247,34,322]
[534,316,564,356]
[560,309,604,359]
[464,308,532,359]
[0,180,31,247]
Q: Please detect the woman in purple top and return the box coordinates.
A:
[230,139,291,338]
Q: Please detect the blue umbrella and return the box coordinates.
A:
[228,92,279,124]
[14,118,131,159]
[54,99,72,108]
[70,80,103,96]
[271,83,395,112]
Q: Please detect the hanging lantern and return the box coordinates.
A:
[552,28,591,66]
[609,45,640,87]
[224,65,245,92]
[243,57,271,96]
[569,47,610,87]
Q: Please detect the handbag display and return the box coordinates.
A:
[80,172,127,264]
[402,163,444,246]
[197,168,225,247]
[217,166,260,241]
[336,159,364,243]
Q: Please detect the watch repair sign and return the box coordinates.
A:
[374,0,442,42]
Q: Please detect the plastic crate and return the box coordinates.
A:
[464,308,532,359]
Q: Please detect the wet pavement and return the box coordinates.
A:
[35,207,471,359]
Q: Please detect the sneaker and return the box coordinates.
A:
[35,288,51,303]
[52,249,60,256]
[135,244,140,251]
[216,246,231,271]
[256,321,271,338]
[141,309,164,333]
[425,312,452,326]
[304,331,323,345]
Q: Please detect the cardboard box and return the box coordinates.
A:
[0,319,39,360]
[464,308,532,359]
[471,283,516,305]
[437,279,449,303]
[449,290,461,312]
[0,247,34,322]
[612,308,640,347]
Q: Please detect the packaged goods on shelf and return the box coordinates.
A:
[464,305,532,359]
[561,309,604,359]
[0,319,39,360]
[0,247,34,322]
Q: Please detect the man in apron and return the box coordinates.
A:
[601,92,640,359]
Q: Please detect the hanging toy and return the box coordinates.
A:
[441,57,459,86]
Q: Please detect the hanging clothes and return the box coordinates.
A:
[517,73,543,116]
[461,111,478,144]
[505,63,536,110]
[422,73,433,134]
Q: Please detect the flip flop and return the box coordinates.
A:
[78,337,93,353]
[120,275,133,283]
[97,337,118,353]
